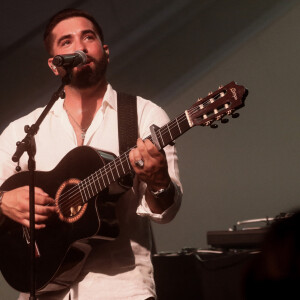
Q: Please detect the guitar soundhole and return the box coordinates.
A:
[55,178,87,223]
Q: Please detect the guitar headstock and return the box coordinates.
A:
[186,81,248,128]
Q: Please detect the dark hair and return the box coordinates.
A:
[43,8,104,55]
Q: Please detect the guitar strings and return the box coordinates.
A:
[56,99,218,213]
[56,96,225,214]
[56,111,188,212]
[56,97,220,213]
[56,114,184,214]
[57,150,132,204]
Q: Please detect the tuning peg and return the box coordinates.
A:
[221,118,229,124]
[232,112,240,118]
[210,124,218,129]
[218,85,223,89]
[208,91,213,95]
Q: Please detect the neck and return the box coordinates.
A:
[64,78,108,111]
[63,79,108,141]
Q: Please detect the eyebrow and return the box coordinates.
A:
[81,29,97,37]
[57,34,72,46]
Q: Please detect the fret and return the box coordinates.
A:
[170,119,181,142]
[155,131,162,148]
[99,171,107,190]
[166,123,173,140]
[104,166,111,186]
[81,169,110,201]
[176,117,182,134]
[94,171,104,192]
[158,128,165,146]
[83,178,92,199]
[119,154,132,175]
[94,171,102,193]
[114,160,120,177]
[160,125,170,147]
[87,178,94,198]
[119,156,126,175]
[180,113,191,133]
[172,113,190,139]
[107,164,116,183]
[125,154,132,171]
[97,168,106,187]
[114,163,120,179]
[108,162,115,182]
[79,181,88,203]
[91,174,98,195]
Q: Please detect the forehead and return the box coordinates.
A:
[52,17,96,40]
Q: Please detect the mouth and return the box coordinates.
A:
[77,60,93,70]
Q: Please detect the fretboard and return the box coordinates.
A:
[74,80,247,203]
[78,112,191,203]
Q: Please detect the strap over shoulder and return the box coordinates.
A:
[117,92,138,154]
[117,92,138,188]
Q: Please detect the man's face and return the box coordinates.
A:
[48,17,109,88]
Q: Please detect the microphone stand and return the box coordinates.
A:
[12,71,71,300]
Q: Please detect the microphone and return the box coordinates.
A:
[52,50,87,68]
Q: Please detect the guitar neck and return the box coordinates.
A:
[78,113,190,203]
[77,81,247,203]
[147,112,191,149]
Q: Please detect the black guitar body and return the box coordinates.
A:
[0,146,119,292]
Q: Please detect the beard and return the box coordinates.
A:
[69,53,108,89]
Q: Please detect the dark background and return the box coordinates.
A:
[1,1,300,298]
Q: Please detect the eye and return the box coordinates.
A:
[61,40,71,46]
[84,34,95,41]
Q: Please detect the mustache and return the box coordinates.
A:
[85,55,97,64]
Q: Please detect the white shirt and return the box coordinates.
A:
[0,85,182,300]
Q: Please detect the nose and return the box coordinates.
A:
[75,39,87,54]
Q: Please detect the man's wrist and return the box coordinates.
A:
[148,181,173,198]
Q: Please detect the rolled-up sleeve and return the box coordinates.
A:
[135,98,183,223]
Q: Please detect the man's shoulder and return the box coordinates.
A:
[10,106,46,127]
[6,97,64,131]
[136,95,167,117]
[109,85,168,119]
[2,105,52,139]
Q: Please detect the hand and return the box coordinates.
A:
[1,186,56,229]
[129,138,171,190]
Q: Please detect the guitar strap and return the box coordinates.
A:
[117,92,137,188]
[117,92,157,254]
[117,92,138,155]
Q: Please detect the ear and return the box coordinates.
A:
[103,44,110,62]
[48,58,59,76]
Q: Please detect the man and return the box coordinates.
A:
[0,8,182,300]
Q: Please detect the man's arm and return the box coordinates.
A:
[129,138,176,214]
[0,187,56,229]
